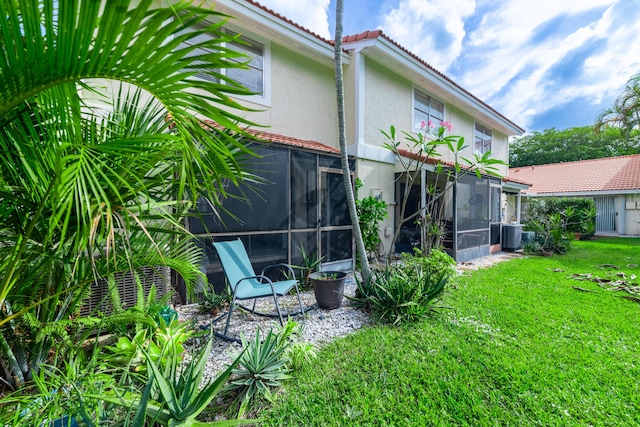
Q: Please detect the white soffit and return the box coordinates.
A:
[212,0,348,67]
[345,36,523,137]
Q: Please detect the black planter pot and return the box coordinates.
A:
[310,271,347,310]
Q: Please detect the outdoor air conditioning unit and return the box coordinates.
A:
[502,224,522,251]
[80,266,168,317]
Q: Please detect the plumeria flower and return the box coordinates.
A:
[441,121,453,132]
[420,120,435,131]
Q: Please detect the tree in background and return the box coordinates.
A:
[596,73,640,138]
[509,126,640,167]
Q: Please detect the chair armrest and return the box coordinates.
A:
[261,263,296,280]
[234,275,273,292]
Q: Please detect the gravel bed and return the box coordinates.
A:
[176,251,522,381]
[176,274,370,382]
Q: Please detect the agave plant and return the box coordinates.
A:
[0,0,260,388]
[352,267,449,326]
[223,327,293,418]
[94,336,258,426]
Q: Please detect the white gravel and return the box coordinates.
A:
[176,274,370,381]
[176,251,522,380]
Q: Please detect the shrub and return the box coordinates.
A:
[398,248,456,279]
[355,178,388,258]
[523,198,597,254]
[523,198,596,239]
[352,267,449,326]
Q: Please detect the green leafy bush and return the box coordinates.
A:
[523,198,597,254]
[398,248,456,280]
[352,267,449,326]
[1,350,120,426]
[355,178,388,257]
[105,318,195,372]
[524,198,596,239]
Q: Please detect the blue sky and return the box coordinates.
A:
[256,0,640,133]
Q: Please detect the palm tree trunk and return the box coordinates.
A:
[333,0,371,282]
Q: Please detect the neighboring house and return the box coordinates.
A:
[510,154,640,236]
[175,0,529,297]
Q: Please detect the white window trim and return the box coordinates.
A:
[474,122,493,155]
[412,86,445,133]
[224,25,271,107]
[175,21,271,107]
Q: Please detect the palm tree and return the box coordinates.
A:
[596,73,640,138]
[0,0,257,388]
[333,0,371,282]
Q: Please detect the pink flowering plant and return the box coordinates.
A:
[380,121,506,258]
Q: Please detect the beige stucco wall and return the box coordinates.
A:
[623,194,640,235]
[356,158,396,252]
[363,59,412,147]
[360,57,510,175]
[236,43,339,147]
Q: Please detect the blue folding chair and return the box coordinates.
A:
[213,239,304,337]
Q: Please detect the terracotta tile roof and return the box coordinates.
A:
[241,0,333,44]
[502,175,532,186]
[509,154,640,194]
[199,119,340,154]
[396,148,526,187]
[252,130,340,154]
[238,2,523,135]
[396,148,454,168]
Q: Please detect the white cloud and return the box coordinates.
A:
[455,0,640,130]
[256,0,332,39]
[381,0,476,72]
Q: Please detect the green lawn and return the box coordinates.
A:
[262,238,640,426]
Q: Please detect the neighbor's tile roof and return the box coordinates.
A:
[509,154,640,194]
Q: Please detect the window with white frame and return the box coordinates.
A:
[475,123,493,154]
[178,23,268,101]
[414,90,444,130]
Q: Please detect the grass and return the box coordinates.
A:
[262,238,640,426]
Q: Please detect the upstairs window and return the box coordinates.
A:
[178,23,268,101]
[225,32,264,95]
[475,123,493,154]
[414,90,444,131]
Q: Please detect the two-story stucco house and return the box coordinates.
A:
[181,0,529,296]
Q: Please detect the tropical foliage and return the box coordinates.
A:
[0,0,258,390]
[596,73,640,138]
[523,198,597,254]
[352,265,450,325]
[509,125,640,167]
[381,122,505,259]
[354,178,388,259]
[223,321,309,419]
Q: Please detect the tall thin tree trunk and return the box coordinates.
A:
[334,0,371,282]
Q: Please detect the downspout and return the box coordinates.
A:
[354,48,366,147]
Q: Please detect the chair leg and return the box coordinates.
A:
[223,295,238,336]
[294,284,304,317]
[272,293,284,326]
